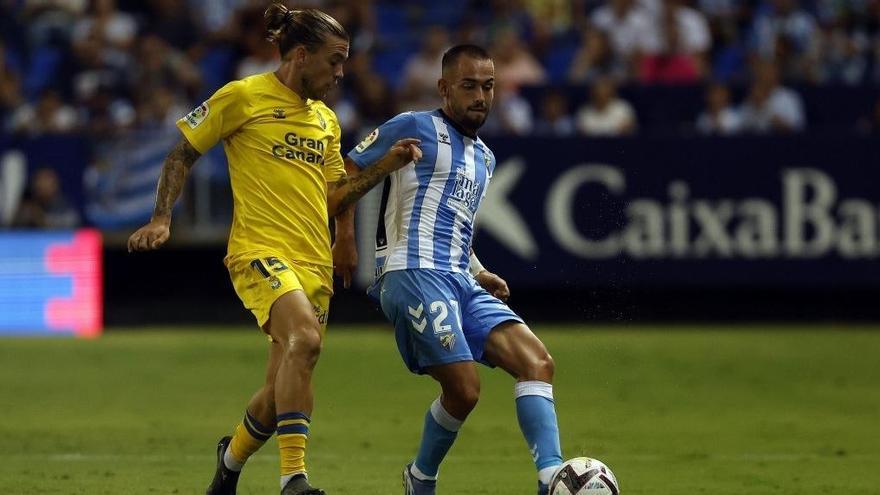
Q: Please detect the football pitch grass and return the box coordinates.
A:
[1,325,879,494]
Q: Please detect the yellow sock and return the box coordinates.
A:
[228,411,274,467]
[277,411,310,476]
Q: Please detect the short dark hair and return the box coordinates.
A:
[441,44,492,74]
[264,3,349,57]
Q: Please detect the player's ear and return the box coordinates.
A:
[293,45,308,67]
[438,78,448,98]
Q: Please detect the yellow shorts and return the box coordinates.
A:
[226,254,333,337]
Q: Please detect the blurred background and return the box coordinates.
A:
[2,0,880,336]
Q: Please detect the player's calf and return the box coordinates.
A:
[515,381,563,489]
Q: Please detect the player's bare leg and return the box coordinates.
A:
[404,361,480,495]
[225,343,284,469]
[247,342,283,426]
[267,290,325,495]
[484,322,554,382]
[484,321,562,495]
[428,361,481,419]
[207,330,283,495]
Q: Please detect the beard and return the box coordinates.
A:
[301,76,328,101]
[455,106,489,131]
[462,114,487,130]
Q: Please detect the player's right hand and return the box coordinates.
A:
[388,138,421,168]
[127,218,171,252]
[332,236,358,289]
[475,270,511,302]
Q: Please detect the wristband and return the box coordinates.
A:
[469,252,486,276]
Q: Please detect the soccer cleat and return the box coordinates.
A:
[538,481,550,495]
[402,463,436,495]
[206,436,240,495]
[281,473,325,495]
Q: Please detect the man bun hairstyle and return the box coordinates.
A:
[441,44,492,74]
[264,3,349,57]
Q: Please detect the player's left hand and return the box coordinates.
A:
[332,236,358,289]
[475,271,510,302]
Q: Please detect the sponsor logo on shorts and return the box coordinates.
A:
[313,305,328,325]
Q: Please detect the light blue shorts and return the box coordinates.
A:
[376,269,523,374]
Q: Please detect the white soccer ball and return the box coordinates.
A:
[548,457,620,495]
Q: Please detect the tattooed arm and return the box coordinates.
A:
[329,158,362,288]
[127,138,201,252]
[327,138,421,218]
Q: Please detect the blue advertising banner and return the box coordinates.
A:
[471,136,880,289]
[0,229,103,336]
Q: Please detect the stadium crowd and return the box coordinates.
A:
[4,0,880,230]
[2,0,880,141]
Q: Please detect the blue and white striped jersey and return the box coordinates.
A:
[347,110,495,279]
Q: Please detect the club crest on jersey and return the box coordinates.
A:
[273,108,286,119]
[184,102,209,129]
[355,128,379,153]
[269,276,281,290]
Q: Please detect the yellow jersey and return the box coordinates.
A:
[177,72,346,267]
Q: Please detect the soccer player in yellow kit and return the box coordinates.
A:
[127,5,421,495]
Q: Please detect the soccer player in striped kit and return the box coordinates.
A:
[343,45,564,495]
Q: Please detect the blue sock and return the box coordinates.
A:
[412,398,462,480]
[515,381,563,485]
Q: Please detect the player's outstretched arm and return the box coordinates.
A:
[326,138,421,218]
[127,138,201,252]
[330,159,362,288]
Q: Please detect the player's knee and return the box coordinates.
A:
[282,324,323,367]
[449,381,480,412]
[298,325,323,361]
[523,350,555,382]
[537,351,555,381]
[461,387,480,412]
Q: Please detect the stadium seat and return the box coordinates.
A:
[372,45,416,85]
[376,4,408,34]
[23,47,61,99]
[542,40,579,84]
[421,0,467,28]
[197,47,236,99]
